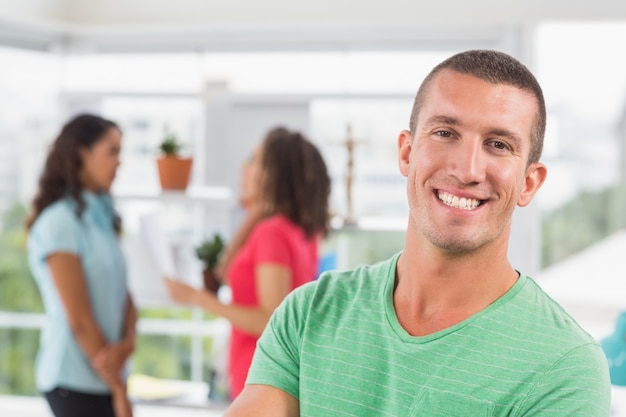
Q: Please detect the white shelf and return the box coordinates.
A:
[112,185,233,203]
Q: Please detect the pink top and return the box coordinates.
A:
[225,214,319,398]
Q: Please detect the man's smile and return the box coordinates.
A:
[436,190,484,211]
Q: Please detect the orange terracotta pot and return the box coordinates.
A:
[156,156,193,190]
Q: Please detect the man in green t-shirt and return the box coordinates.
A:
[225,50,611,416]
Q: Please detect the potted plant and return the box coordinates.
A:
[195,233,226,294]
[156,129,193,190]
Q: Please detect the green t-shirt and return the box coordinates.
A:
[247,253,610,416]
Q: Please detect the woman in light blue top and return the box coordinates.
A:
[26,114,136,417]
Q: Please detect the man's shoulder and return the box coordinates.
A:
[509,274,600,348]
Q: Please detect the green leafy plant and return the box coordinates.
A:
[159,130,182,156]
[195,234,225,271]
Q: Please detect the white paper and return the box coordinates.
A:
[139,212,177,278]
[122,212,181,307]
[122,234,173,307]
[122,211,205,307]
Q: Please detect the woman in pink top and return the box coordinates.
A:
[167,127,331,399]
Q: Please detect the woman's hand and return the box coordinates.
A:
[166,278,222,315]
[93,341,133,379]
[112,393,133,417]
[110,381,133,417]
[166,278,200,305]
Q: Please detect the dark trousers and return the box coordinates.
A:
[44,387,116,417]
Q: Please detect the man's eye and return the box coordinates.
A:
[489,140,510,151]
[435,130,452,138]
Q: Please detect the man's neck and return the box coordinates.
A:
[393,232,519,337]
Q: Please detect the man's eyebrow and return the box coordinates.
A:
[487,128,523,146]
[423,115,460,128]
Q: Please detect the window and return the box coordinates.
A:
[535,22,626,267]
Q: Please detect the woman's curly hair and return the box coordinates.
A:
[259,127,331,238]
[25,114,122,233]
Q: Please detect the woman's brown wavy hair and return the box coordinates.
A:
[25,114,122,233]
[259,127,331,238]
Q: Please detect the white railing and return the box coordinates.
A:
[0,310,230,383]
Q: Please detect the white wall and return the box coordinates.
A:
[42,0,626,26]
[0,0,65,23]
[3,1,626,53]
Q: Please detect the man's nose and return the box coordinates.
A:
[448,138,486,185]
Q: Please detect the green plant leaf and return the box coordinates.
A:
[195,233,225,270]
[159,131,182,156]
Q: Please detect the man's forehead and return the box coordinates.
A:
[420,70,538,113]
[416,72,537,140]
[426,69,503,93]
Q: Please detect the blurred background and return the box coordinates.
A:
[1,0,626,413]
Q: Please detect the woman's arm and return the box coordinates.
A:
[204,263,291,335]
[47,253,127,392]
[122,295,137,352]
[47,252,110,361]
[93,295,137,376]
[167,263,291,336]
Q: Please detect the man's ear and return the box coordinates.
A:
[398,130,413,177]
[518,162,548,207]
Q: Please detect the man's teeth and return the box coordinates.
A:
[438,191,480,210]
